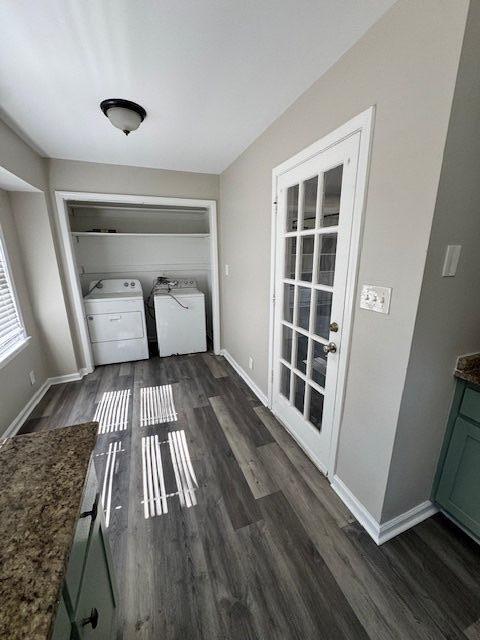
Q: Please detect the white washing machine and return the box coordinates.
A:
[154,279,207,356]
[84,278,149,366]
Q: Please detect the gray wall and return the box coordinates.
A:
[219,0,469,520]
[0,119,74,434]
[49,158,219,200]
[10,192,78,377]
[0,119,47,191]
[0,118,80,385]
[0,190,48,433]
[382,0,480,522]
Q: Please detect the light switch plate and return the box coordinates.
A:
[360,285,392,314]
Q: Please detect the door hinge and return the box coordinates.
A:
[272,292,276,304]
[273,200,278,214]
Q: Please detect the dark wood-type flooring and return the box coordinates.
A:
[20,352,480,639]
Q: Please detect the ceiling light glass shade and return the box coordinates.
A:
[100,99,147,136]
[106,106,142,134]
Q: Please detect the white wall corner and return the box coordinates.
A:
[331,475,438,545]
[220,349,268,406]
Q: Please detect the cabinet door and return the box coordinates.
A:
[73,512,117,639]
[436,417,480,538]
[65,464,98,610]
[51,595,72,640]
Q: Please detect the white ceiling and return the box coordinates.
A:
[0,1,394,174]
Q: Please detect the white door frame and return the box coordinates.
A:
[53,191,220,374]
[268,107,375,477]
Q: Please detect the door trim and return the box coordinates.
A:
[268,107,375,477]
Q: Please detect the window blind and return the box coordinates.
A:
[0,236,26,359]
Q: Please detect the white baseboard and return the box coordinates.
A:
[219,349,268,406]
[48,372,83,385]
[2,379,52,439]
[331,475,438,545]
[3,368,91,439]
[377,500,438,544]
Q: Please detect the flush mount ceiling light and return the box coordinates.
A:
[100,98,147,136]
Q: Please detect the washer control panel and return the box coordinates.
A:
[154,278,197,291]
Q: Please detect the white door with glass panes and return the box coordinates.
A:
[272,133,360,474]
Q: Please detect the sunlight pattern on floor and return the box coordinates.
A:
[141,430,197,518]
[94,389,131,434]
[141,434,168,517]
[168,430,198,509]
[140,385,177,426]
[100,440,123,527]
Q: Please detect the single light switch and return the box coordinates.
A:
[360,285,392,314]
[442,245,461,277]
[225,264,230,277]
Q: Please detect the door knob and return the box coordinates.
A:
[80,494,99,522]
[323,342,337,354]
[81,607,99,629]
[329,322,339,332]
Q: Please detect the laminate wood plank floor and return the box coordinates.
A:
[19,352,480,639]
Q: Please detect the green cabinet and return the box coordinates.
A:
[434,380,480,541]
[54,461,117,639]
[72,504,117,639]
[51,594,72,640]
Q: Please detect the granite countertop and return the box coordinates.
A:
[0,422,97,640]
[454,353,480,388]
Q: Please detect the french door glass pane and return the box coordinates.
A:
[316,234,337,286]
[320,165,343,228]
[286,184,299,232]
[284,237,297,279]
[312,340,327,388]
[297,286,311,331]
[280,364,291,400]
[314,290,332,339]
[293,375,305,413]
[300,235,314,282]
[283,284,295,323]
[282,325,293,362]
[302,176,317,230]
[309,386,324,430]
[295,332,308,374]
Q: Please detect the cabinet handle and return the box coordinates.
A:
[81,607,99,629]
[80,494,99,522]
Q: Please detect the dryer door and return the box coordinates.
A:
[87,311,144,343]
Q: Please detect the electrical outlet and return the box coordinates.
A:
[29,370,36,386]
[248,356,254,370]
[225,264,230,277]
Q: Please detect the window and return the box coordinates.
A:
[0,232,27,363]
